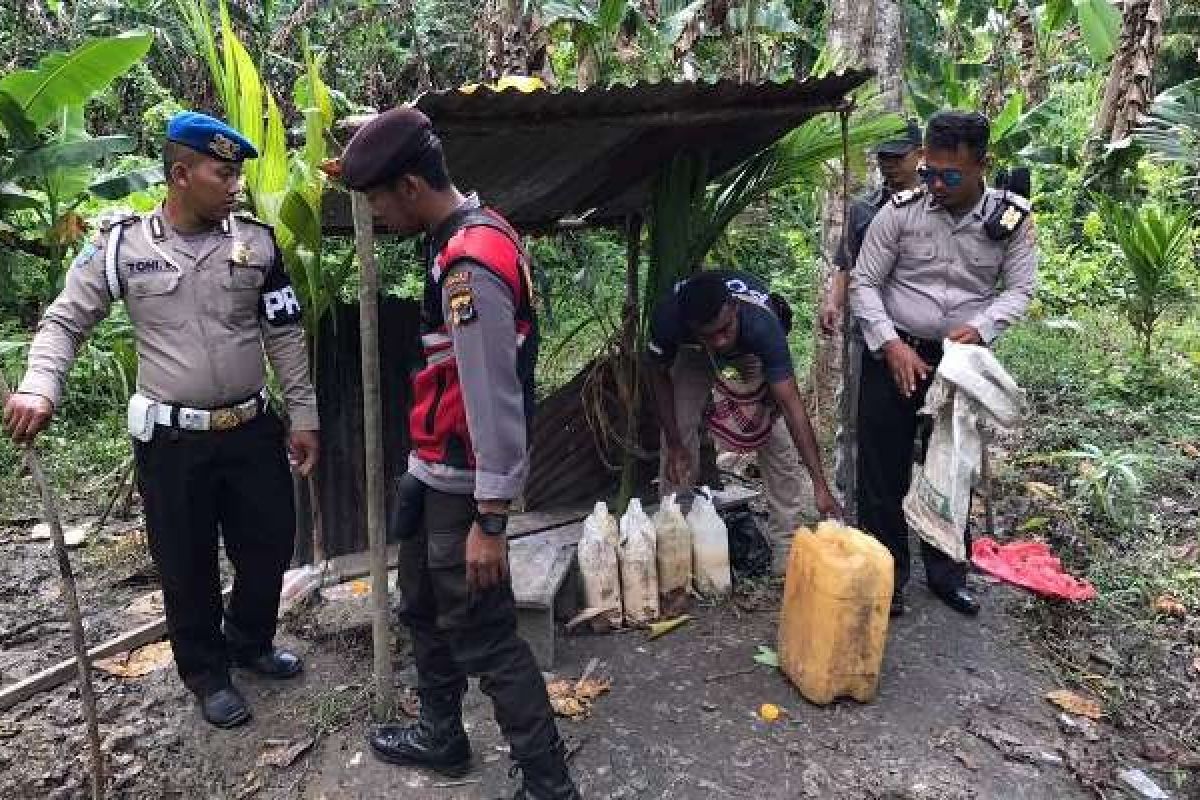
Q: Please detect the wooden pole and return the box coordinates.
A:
[1,376,105,799]
[352,192,394,718]
[617,213,643,510]
[835,106,859,524]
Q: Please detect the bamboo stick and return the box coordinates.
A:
[352,191,394,718]
[1,376,105,799]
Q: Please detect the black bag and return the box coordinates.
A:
[722,506,771,582]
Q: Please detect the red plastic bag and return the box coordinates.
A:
[971,538,1096,601]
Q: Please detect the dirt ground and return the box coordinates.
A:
[1,502,1189,800]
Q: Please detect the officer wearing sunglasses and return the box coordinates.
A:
[848,110,1037,618]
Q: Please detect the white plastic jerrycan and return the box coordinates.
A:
[653,493,692,617]
[618,498,660,626]
[688,487,732,599]
[577,501,623,631]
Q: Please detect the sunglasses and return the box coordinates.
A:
[918,165,964,188]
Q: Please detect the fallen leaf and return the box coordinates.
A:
[753,646,779,668]
[647,615,691,640]
[124,591,164,619]
[94,641,173,678]
[1025,482,1059,501]
[257,736,315,769]
[546,674,611,719]
[1177,442,1200,459]
[1045,689,1104,720]
[1152,595,1187,619]
[547,681,588,719]
[565,607,610,632]
[574,677,611,703]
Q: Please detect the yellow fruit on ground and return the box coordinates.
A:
[759,703,782,722]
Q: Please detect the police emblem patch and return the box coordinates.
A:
[210,132,240,161]
[230,241,253,266]
[1000,206,1023,232]
[449,289,477,327]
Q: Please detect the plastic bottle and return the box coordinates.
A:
[777,520,895,704]
[576,502,623,631]
[688,487,732,599]
[618,498,659,625]
[653,494,692,616]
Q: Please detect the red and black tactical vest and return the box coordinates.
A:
[409,205,537,469]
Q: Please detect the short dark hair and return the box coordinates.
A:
[925,111,990,162]
[163,140,204,184]
[401,139,452,191]
[679,270,732,328]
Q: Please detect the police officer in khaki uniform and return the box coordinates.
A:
[850,110,1037,617]
[2,112,319,728]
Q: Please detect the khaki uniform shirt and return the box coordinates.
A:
[849,187,1038,352]
[19,207,319,430]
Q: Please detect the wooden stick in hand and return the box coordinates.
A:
[0,375,105,799]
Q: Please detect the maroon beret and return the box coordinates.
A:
[340,107,435,191]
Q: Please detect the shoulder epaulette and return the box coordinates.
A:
[234,211,272,230]
[1001,191,1031,212]
[891,187,926,207]
[96,210,139,233]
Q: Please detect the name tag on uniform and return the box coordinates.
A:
[128,259,177,274]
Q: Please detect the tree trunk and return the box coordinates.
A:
[809,0,904,522]
[809,0,895,434]
[483,0,551,81]
[1014,1,1045,106]
[1094,0,1168,144]
[869,0,905,110]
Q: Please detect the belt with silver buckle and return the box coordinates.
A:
[153,389,269,432]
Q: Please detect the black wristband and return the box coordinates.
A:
[475,511,508,537]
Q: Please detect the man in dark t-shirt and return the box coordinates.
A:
[647,269,841,573]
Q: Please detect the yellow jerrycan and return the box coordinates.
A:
[777,521,894,704]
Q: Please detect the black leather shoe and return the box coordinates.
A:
[369,720,471,777]
[233,648,303,679]
[199,686,252,728]
[935,587,980,616]
[890,593,906,617]
[510,740,582,800]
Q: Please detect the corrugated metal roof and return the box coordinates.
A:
[324,71,871,233]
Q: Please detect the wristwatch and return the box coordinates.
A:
[475,511,508,537]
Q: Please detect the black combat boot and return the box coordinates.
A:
[510,740,582,800]
[368,690,471,777]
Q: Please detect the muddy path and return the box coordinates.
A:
[0,528,1171,800]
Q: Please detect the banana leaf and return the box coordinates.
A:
[89,166,165,200]
[0,32,153,132]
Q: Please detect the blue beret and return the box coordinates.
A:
[166,111,258,162]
